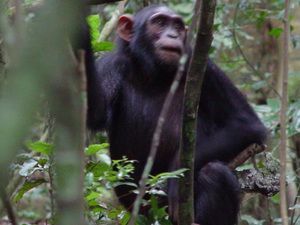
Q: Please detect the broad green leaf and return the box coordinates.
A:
[235,164,254,171]
[92,42,115,52]
[88,200,101,207]
[109,208,121,219]
[92,206,106,213]
[291,109,300,133]
[120,211,131,225]
[150,168,188,181]
[86,192,102,201]
[87,15,100,45]
[289,204,300,210]
[106,181,137,189]
[251,80,268,90]
[267,98,281,112]
[270,193,280,204]
[157,206,169,219]
[27,141,53,156]
[86,143,109,155]
[151,195,159,219]
[14,179,47,202]
[148,189,166,196]
[241,215,265,225]
[86,161,110,177]
[19,159,38,177]
[268,28,283,38]
[37,158,48,166]
[137,215,150,224]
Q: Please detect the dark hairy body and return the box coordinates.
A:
[86,5,267,225]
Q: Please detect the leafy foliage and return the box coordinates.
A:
[87,14,115,52]
[11,140,186,224]
[1,0,300,224]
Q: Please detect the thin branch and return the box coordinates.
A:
[279,0,290,224]
[128,54,189,225]
[232,3,281,99]
[0,185,17,225]
[97,0,129,42]
[143,0,149,7]
[87,0,122,5]
[290,187,300,225]
[228,143,266,170]
[98,9,120,42]
[228,144,280,197]
[185,0,201,46]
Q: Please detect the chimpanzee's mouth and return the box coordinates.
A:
[161,47,182,55]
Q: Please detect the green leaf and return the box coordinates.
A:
[87,15,100,45]
[148,189,166,196]
[26,141,53,156]
[267,98,281,112]
[251,80,268,90]
[19,159,38,177]
[241,215,265,225]
[92,42,115,52]
[235,164,254,171]
[120,211,131,225]
[92,206,106,213]
[268,28,283,38]
[88,200,101,207]
[86,161,110,177]
[86,143,109,155]
[151,195,159,219]
[137,215,150,224]
[289,204,300,210]
[37,158,48,166]
[270,193,280,204]
[86,191,102,201]
[157,206,169,219]
[14,179,47,202]
[150,168,188,181]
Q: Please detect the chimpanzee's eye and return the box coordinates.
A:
[174,21,184,31]
[155,18,166,26]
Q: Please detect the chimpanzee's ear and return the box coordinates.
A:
[117,14,134,42]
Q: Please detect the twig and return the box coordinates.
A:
[0,184,17,225]
[143,0,149,7]
[228,143,266,170]
[279,0,290,224]
[98,10,120,42]
[128,54,189,225]
[97,0,129,42]
[87,0,122,5]
[232,3,281,99]
[290,187,300,225]
[45,112,56,219]
[185,0,201,46]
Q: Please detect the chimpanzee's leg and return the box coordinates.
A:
[194,161,241,225]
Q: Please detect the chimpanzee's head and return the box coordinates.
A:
[117,5,187,72]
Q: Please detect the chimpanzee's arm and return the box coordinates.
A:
[86,52,123,131]
[75,20,111,131]
[195,59,267,169]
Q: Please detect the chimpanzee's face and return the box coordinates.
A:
[146,7,186,66]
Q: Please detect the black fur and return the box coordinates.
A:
[86,5,267,225]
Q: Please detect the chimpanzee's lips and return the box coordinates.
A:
[161,46,182,55]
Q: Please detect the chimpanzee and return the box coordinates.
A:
[85,4,267,225]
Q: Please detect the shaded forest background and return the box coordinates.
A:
[0,0,300,224]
